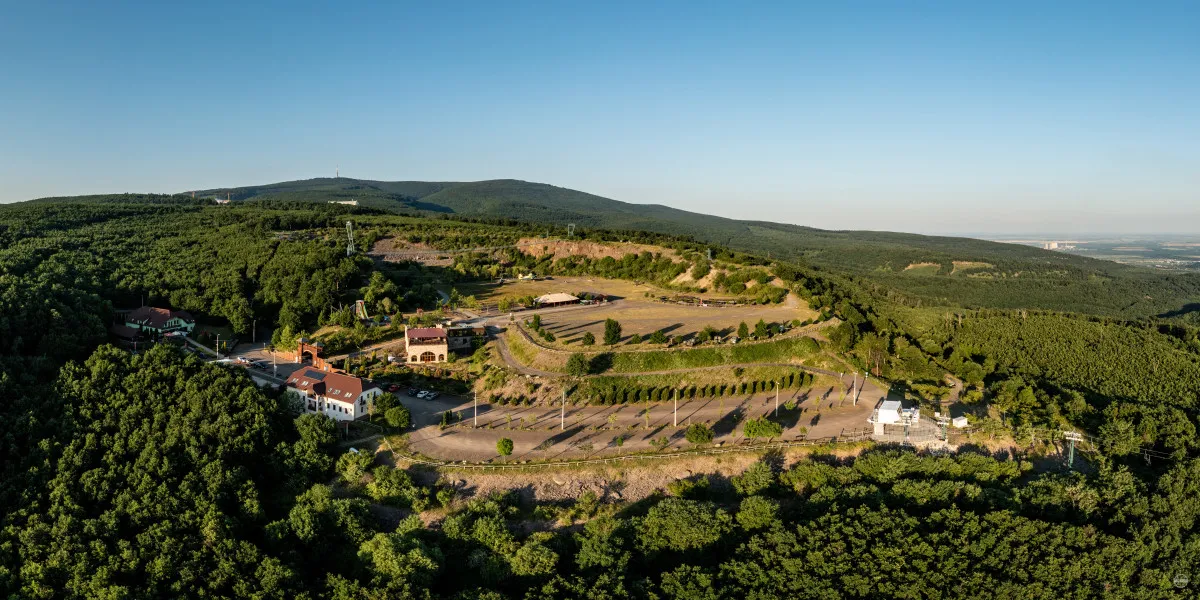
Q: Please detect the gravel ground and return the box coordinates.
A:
[417,446,868,505]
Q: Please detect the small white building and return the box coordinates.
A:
[869,399,920,434]
[286,368,382,422]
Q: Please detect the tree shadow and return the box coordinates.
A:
[711,407,744,437]
[589,352,614,373]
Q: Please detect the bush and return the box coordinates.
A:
[604,319,622,345]
[736,496,779,530]
[531,315,541,329]
[629,333,642,344]
[743,417,783,439]
[649,330,668,344]
[497,438,514,456]
[684,423,714,444]
[385,405,411,429]
[374,392,399,414]
[566,353,590,377]
[337,450,375,487]
[667,475,710,499]
[581,331,595,345]
[732,461,775,496]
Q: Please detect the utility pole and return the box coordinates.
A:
[252,319,257,344]
[774,381,779,417]
[851,372,857,402]
[673,389,677,427]
[561,390,566,431]
[1064,431,1083,470]
[936,413,950,441]
[473,391,478,427]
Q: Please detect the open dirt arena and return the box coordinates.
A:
[455,276,816,342]
[539,298,812,343]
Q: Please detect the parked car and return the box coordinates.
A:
[386,384,400,392]
[425,392,440,400]
[416,391,430,399]
[407,388,419,397]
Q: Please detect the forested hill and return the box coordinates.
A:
[181,177,1200,321]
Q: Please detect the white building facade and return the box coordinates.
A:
[286,368,382,422]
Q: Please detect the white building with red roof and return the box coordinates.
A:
[125,306,195,335]
[285,368,382,422]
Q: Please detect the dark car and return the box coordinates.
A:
[407,388,419,397]
[386,383,400,392]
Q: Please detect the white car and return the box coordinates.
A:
[416,391,430,399]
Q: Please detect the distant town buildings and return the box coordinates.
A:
[285,368,381,422]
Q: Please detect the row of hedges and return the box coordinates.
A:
[587,372,816,405]
[607,336,821,373]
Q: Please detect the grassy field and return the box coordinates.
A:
[502,330,823,375]
[607,336,820,372]
[582,367,841,393]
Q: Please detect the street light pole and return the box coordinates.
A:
[673,389,677,427]
[775,381,779,417]
[561,390,565,431]
[474,391,477,427]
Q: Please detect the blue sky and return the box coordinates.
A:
[1,1,1197,234]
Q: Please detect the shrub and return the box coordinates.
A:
[604,319,622,345]
[497,438,514,456]
[566,353,590,377]
[337,450,374,487]
[743,417,783,439]
[732,461,775,496]
[629,333,643,344]
[736,496,779,530]
[531,315,541,329]
[649,330,668,344]
[581,332,595,345]
[385,405,411,429]
[667,475,710,499]
[684,423,714,444]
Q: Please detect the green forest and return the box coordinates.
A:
[2,196,1199,598]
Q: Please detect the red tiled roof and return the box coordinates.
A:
[128,306,195,329]
[406,327,446,340]
[285,368,378,404]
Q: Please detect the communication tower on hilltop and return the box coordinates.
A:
[346,221,356,256]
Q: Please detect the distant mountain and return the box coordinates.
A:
[183,177,1200,320]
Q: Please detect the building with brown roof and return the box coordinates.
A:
[126,306,196,335]
[404,326,448,363]
[285,368,382,422]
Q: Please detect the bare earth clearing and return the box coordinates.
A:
[379,376,890,463]
[411,445,870,505]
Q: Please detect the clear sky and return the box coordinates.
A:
[1,1,1197,234]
